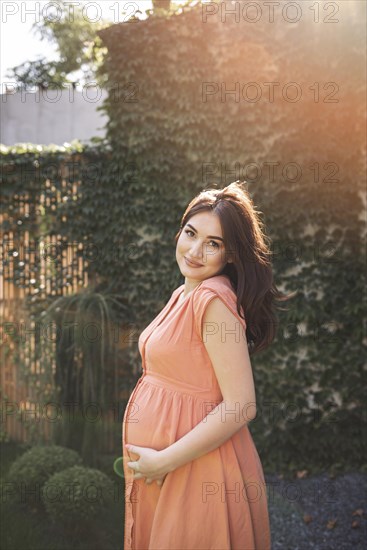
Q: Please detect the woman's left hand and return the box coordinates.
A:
[125,444,171,485]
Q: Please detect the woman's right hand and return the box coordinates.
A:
[126,446,167,486]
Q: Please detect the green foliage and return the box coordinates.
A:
[0,428,10,443]
[5,445,83,509]
[0,140,87,154]
[0,442,123,550]
[5,0,110,89]
[42,465,115,531]
[6,58,72,90]
[39,287,130,465]
[1,141,136,466]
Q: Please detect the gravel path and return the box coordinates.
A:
[265,471,367,549]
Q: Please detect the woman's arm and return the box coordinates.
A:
[160,296,257,473]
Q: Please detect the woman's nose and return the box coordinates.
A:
[189,243,203,259]
[190,242,215,261]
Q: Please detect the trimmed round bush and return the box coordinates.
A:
[5,444,82,508]
[42,465,115,530]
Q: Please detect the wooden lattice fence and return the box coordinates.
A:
[1,155,132,457]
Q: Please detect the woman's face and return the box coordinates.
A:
[176,211,229,282]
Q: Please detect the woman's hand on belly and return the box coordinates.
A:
[125,443,173,486]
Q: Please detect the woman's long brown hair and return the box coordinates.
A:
[174,181,296,355]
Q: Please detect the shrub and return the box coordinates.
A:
[42,465,115,531]
[5,444,82,509]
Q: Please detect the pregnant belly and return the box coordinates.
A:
[123,379,218,466]
[123,382,173,459]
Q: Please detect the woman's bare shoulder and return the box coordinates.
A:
[198,274,233,293]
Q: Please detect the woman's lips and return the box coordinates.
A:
[184,257,203,268]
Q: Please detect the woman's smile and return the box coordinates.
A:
[184,256,203,268]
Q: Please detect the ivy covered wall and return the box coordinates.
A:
[96,1,366,472]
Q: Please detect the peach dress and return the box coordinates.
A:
[122,274,271,550]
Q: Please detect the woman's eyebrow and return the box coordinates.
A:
[186,223,224,242]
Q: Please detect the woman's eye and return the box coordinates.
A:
[184,230,219,249]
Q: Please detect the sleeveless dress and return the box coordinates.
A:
[122,274,271,550]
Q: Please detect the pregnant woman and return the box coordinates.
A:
[122,181,291,549]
